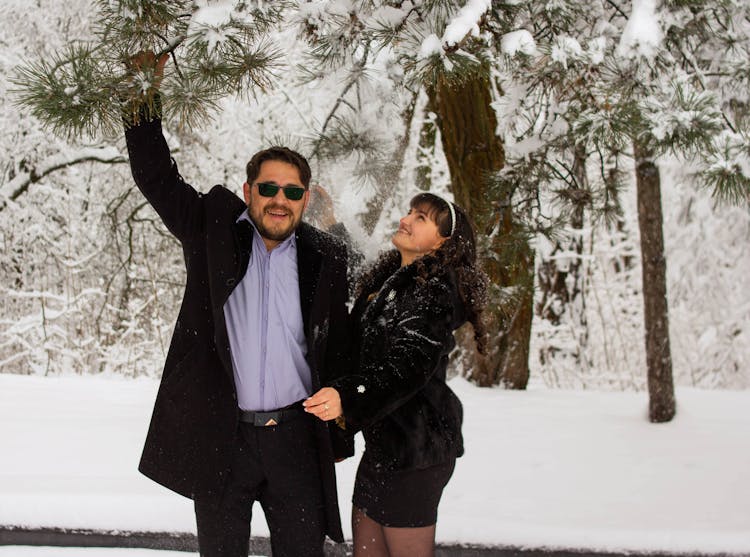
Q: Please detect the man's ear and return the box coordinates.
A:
[243,182,251,205]
[301,188,311,212]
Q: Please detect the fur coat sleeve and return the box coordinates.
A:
[332,266,459,433]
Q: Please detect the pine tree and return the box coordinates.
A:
[494,0,750,420]
[13,0,287,137]
[297,0,538,388]
[11,1,749,394]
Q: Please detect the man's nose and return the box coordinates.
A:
[271,188,288,202]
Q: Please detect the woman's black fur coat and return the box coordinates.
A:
[332,254,466,471]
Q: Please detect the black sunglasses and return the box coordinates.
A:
[255,181,306,201]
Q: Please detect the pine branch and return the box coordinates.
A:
[648,82,724,156]
[311,44,371,159]
[312,115,386,162]
[365,5,420,48]
[12,43,120,139]
[13,0,286,138]
[699,133,750,205]
[701,165,750,205]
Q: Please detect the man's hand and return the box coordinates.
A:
[128,50,169,92]
[303,387,342,422]
[123,51,169,126]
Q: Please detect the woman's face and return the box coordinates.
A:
[392,205,446,266]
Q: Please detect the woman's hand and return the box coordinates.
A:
[306,185,337,230]
[303,387,342,422]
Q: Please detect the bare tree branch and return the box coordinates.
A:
[0,146,127,210]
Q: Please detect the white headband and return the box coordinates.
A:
[432,194,456,237]
[446,199,456,236]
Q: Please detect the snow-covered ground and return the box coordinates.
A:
[0,373,748,556]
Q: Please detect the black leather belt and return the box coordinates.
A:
[239,403,305,427]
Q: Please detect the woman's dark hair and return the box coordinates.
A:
[246,146,311,189]
[356,193,489,354]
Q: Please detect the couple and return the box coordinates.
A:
[124,93,487,557]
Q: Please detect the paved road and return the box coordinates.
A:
[1,526,740,557]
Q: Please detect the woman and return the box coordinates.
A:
[304,193,487,557]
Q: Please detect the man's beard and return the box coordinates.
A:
[249,205,300,243]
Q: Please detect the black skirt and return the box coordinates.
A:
[352,456,456,527]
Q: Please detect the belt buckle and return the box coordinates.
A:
[255,411,279,427]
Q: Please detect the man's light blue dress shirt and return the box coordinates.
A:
[224,213,312,411]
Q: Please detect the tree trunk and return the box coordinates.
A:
[359,92,419,234]
[537,144,588,368]
[415,92,438,192]
[633,142,676,423]
[428,70,534,389]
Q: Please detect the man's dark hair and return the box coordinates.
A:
[245,146,312,189]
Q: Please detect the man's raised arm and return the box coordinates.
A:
[123,52,203,243]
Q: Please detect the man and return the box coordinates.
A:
[124,56,351,557]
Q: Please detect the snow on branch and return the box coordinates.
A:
[617,0,663,60]
[501,29,537,57]
[419,0,491,57]
[0,146,126,209]
[442,0,491,48]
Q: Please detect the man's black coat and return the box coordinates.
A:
[125,116,350,542]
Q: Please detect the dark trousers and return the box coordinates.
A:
[194,414,326,557]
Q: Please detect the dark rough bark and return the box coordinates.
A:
[633,142,676,423]
[428,70,534,389]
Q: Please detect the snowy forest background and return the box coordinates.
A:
[1,0,748,398]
